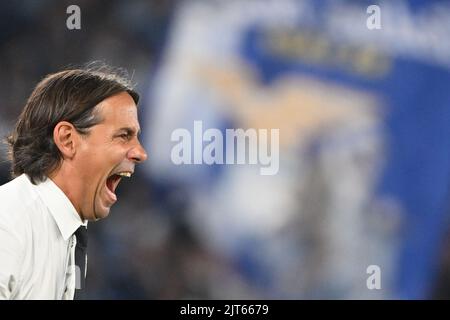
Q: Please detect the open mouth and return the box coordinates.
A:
[105,171,132,201]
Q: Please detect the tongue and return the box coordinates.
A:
[106,177,118,202]
[106,175,119,197]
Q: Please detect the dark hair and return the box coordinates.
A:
[6,65,139,184]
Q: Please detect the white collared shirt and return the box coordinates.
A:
[0,174,86,300]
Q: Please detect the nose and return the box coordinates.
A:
[128,140,148,163]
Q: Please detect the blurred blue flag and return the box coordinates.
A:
[143,0,450,299]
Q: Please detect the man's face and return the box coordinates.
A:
[73,92,147,221]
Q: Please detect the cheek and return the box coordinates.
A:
[108,145,129,162]
[77,156,106,192]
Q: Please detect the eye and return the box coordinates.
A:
[118,133,131,140]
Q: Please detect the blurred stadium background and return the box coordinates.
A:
[1,0,450,299]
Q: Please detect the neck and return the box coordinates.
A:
[48,164,84,220]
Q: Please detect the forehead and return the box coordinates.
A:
[95,92,139,127]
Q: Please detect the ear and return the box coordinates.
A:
[53,121,79,159]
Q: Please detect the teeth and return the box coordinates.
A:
[117,172,131,178]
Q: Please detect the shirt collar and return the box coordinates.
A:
[31,175,87,241]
